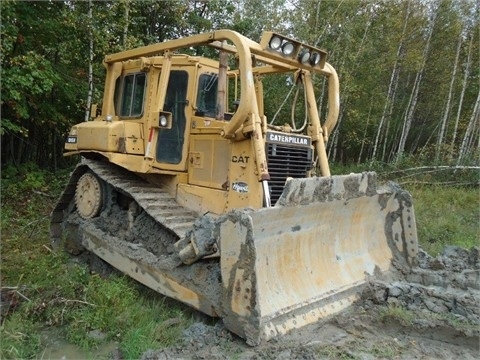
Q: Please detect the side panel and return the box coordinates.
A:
[225,139,264,210]
[74,121,144,155]
[177,184,228,215]
[76,121,124,151]
[123,122,144,154]
[188,135,230,189]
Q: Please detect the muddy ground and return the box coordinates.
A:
[137,246,479,360]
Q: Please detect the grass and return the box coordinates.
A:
[1,314,42,359]
[379,303,479,333]
[1,161,478,358]
[378,305,416,327]
[0,164,193,359]
[408,185,479,255]
[331,161,479,256]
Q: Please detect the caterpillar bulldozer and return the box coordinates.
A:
[51,30,418,345]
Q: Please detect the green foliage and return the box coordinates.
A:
[410,185,479,255]
[379,305,416,327]
[120,298,190,358]
[64,275,192,356]
[1,163,67,204]
[0,118,25,136]
[0,314,42,359]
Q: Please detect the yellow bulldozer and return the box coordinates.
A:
[51,30,418,345]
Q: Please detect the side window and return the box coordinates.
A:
[115,72,146,117]
[196,73,218,117]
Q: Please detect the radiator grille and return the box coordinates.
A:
[266,143,313,204]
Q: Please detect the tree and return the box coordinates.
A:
[1,1,81,168]
[372,0,411,163]
[1,0,478,170]
[395,1,437,162]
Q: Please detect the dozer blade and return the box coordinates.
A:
[217,172,417,345]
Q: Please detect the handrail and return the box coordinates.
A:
[322,63,340,139]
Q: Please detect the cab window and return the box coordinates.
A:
[115,72,146,117]
[196,73,218,117]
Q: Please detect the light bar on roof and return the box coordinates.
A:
[260,31,327,69]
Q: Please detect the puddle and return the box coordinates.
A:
[39,328,119,359]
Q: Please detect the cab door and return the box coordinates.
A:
[156,70,189,165]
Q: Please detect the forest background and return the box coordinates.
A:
[1,0,479,170]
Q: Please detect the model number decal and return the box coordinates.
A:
[66,136,77,144]
[232,182,249,193]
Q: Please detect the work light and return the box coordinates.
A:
[269,35,282,50]
[160,115,168,127]
[281,42,295,56]
[310,52,321,66]
[298,49,311,64]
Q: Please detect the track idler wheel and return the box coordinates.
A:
[75,171,104,219]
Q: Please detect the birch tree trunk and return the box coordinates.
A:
[123,0,129,48]
[372,1,410,163]
[326,8,371,162]
[451,34,473,149]
[84,0,94,122]
[396,71,420,161]
[396,7,437,162]
[436,34,462,161]
[357,99,372,164]
[457,88,480,165]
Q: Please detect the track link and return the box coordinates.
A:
[51,158,199,248]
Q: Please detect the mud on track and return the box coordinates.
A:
[139,246,479,360]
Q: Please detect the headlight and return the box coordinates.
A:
[310,52,321,66]
[269,35,282,50]
[282,42,295,56]
[159,115,168,127]
[105,114,113,122]
[298,49,311,64]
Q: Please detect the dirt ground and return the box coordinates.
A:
[138,246,479,360]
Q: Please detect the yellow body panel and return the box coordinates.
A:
[177,184,228,215]
[123,122,144,154]
[76,121,124,152]
[188,135,230,189]
[69,121,145,155]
